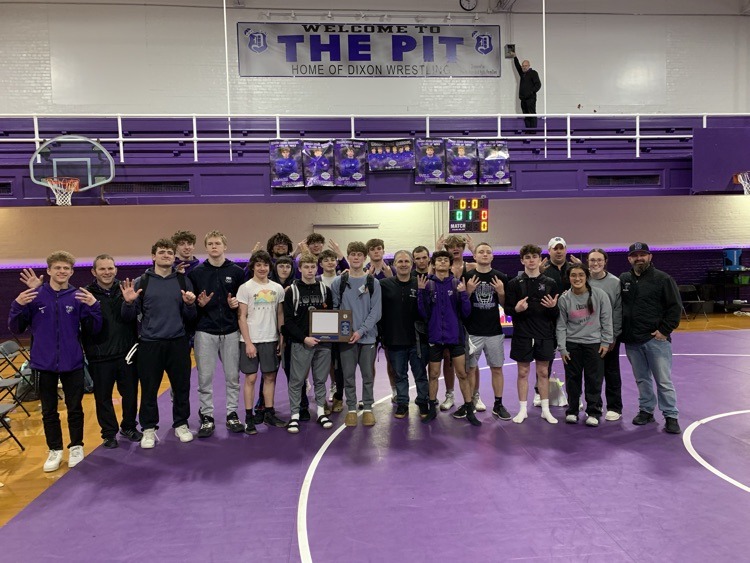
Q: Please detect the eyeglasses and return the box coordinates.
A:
[588,259,605,263]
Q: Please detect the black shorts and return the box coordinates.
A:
[510,337,556,363]
[239,341,280,374]
[428,343,465,363]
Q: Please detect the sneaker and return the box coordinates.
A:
[585,416,599,427]
[68,445,84,468]
[665,417,682,434]
[439,391,455,411]
[226,412,244,433]
[140,428,157,449]
[422,400,438,423]
[532,392,542,407]
[328,384,337,402]
[452,404,468,419]
[417,402,429,419]
[492,403,511,420]
[120,428,143,442]
[299,409,311,422]
[345,411,358,427]
[394,404,408,419]
[605,411,622,421]
[565,414,578,424]
[102,437,119,449]
[465,405,482,427]
[332,398,344,413]
[197,416,215,438]
[174,425,194,443]
[244,418,257,435]
[362,411,376,426]
[473,392,486,412]
[264,409,288,428]
[391,387,398,404]
[632,411,655,426]
[253,408,265,425]
[43,449,64,472]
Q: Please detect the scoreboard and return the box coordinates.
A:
[448,198,489,233]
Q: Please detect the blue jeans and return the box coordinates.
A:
[625,338,678,418]
[387,344,429,407]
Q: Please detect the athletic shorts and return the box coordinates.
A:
[428,343,465,363]
[509,337,556,363]
[466,333,505,368]
[239,341,280,374]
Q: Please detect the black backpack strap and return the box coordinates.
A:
[339,271,350,304]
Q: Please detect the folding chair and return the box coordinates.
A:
[0,341,32,416]
[678,284,709,321]
[0,403,25,451]
[0,340,25,377]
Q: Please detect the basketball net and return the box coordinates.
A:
[43,177,80,206]
[738,172,750,196]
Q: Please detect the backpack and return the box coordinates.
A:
[138,273,198,335]
[337,271,375,305]
[290,279,328,315]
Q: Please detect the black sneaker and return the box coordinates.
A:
[120,428,143,442]
[299,409,311,422]
[417,402,429,419]
[253,408,265,425]
[226,412,244,433]
[394,404,408,419]
[244,418,257,435]
[198,415,215,438]
[102,437,119,449]
[422,400,438,424]
[264,409,288,428]
[492,403,511,421]
[664,417,682,434]
[632,411,655,426]
[452,404,468,419]
[465,404,482,427]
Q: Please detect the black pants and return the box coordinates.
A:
[38,369,84,450]
[564,342,604,417]
[89,357,139,439]
[521,97,537,128]
[138,337,191,430]
[332,343,344,402]
[602,338,623,414]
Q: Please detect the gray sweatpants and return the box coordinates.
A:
[289,342,331,415]
[194,330,241,418]
[339,342,377,411]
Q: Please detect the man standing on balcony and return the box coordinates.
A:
[510,50,542,129]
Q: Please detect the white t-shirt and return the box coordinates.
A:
[237,278,285,343]
[319,272,337,288]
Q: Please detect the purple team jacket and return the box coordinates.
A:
[417,275,471,345]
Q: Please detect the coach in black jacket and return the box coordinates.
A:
[620,243,682,435]
[512,52,542,129]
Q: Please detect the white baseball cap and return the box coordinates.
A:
[548,236,567,249]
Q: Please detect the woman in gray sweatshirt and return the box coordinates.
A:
[556,264,613,427]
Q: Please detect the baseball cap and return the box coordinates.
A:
[628,242,651,255]
[548,237,566,249]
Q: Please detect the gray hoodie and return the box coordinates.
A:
[556,286,613,356]
[589,271,622,337]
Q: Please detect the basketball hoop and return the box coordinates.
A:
[737,172,750,196]
[43,177,80,206]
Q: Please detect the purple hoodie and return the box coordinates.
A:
[417,275,470,345]
[8,284,102,372]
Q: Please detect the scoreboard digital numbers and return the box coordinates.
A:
[448,198,489,233]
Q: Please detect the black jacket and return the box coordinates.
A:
[82,280,138,363]
[378,277,419,347]
[188,259,245,335]
[505,273,559,339]
[620,264,682,344]
[514,57,542,100]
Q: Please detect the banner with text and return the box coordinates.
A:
[237,22,501,78]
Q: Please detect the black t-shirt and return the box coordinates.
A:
[461,268,508,336]
[378,277,419,347]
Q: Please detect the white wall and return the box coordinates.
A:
[0,0,747,115]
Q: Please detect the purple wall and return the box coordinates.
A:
[692,127,750,193]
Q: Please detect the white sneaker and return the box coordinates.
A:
[439,391,455,411]
[174,424,194,443]
[43,449,64,472]
[68,445,84,468]
[605,410,622,421]
[140,428,157,449]
[532,393,542,407]
[565,414,578,424]
[585,416,599,427]
[473,392,486,412]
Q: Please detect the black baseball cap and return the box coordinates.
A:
[628,242,651,255]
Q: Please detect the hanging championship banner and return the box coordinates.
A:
[238,23,501,78]
[477,140,510,185]
[270,140,303,188]
[334,140,367,188]
[303,141,334,187]
[445,139,477,185]
[415,139,445,185]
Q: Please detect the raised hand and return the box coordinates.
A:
[491,275,505,295]
[541,294,559,308]
[20,268,43,289]
[417,274,428,290]
[381,263,393,278]
[540,257,550,271]
[435,233,446,251]
[252,241,262,252]
[196,290,214,307]
[175,262,188,275]
[328,238,342,255]
[227,292,239,309]
[570,255,582,264]
[15,288,38,305]
[75,287,97,306]
[456,280,467,293]
[465,275,479,295]
[120,278,142,304]
[514,296,529,313]
[181,290,196,305]
[465,233,475,253]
